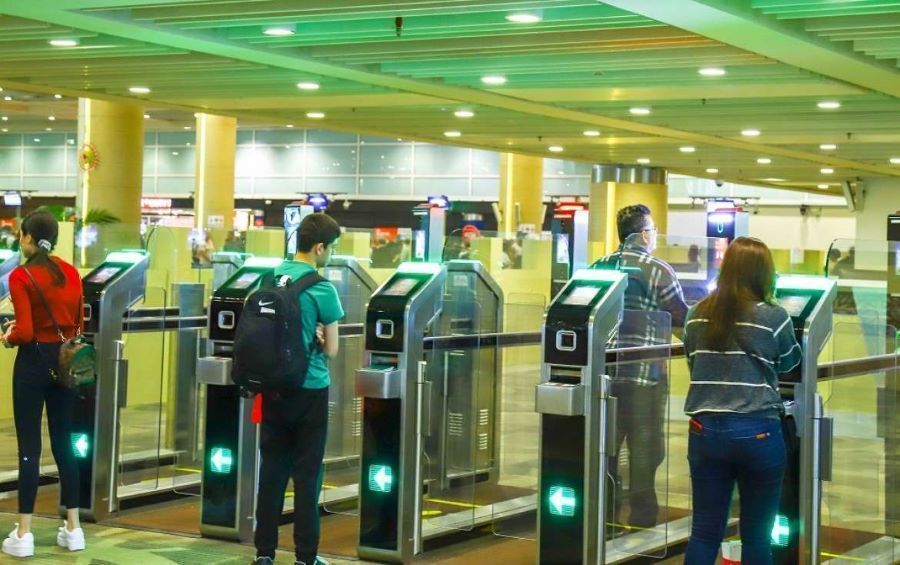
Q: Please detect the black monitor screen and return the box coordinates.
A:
[382,277,419,297]
[562,285,601,306]
[778,295,811,318]
[85,266,122,284]
[227,272,260,290]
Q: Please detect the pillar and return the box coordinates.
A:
[498,153,544,235]
[855,177,899,243]
[589,165,668,257]
[76,98,144,261]
[194,113,237,231]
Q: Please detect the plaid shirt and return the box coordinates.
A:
[593,244,688,385]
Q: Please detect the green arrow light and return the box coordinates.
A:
[771,514,790,547]
[368,465,393,493]
[548,486,576,517]
[209,447,233,474]
[71,434,89,459]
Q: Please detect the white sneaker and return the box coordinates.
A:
[57,523,85,551]
[2,525,34,557]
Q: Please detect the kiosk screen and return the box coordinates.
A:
[86,266,122,284]
[778,295,811,318]
[382,277,418,297]
[227,272,260,290]
[562,285,601,306]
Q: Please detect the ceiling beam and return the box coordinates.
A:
[599,0,900,98]
[1,1,897,178]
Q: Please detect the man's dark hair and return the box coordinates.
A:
[616,204,652,244]
[297,213,341,253]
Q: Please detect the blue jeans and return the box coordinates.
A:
[685,414,785,565]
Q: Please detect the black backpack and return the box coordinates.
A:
[231,271,325,393]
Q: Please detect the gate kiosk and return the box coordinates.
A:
[772,275,836,564]
[535,268,626,564]
[356,262,445,563]
[197,256,283,542]
[75,250,150,521]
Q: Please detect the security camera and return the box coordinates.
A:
[715,179,724,188]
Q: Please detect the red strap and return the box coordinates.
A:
[251,394,263,424]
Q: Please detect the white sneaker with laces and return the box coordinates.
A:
[57,523,86,551]
[2,525,34,557]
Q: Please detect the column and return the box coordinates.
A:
[498,153,544,235]
[194,113,237,231]
[589,165,668,256]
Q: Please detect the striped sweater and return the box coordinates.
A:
[683,301,801,419]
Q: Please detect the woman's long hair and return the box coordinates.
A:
[21,211,65,286]
[698,237,776,351]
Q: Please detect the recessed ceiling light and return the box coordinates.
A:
[818,183,830,189]
[172,151,179,156]
[679,146,696,153]
[763,178,786,182]
[636,157,650,164]
[53,94,62,99]
[129,86,150,94]
[548,145,564,153]
[454,110,475,118]
[1,129,7,133]
[757,157,771,164]
[505,12,541,24]
[443,130,462,138]
[48,116,55,121]
[705,168,719,174]
[3,96,11,101]
[820,167,834,174]
[481,75,507,86]
[263,25,295,37]
[285,124,294,128]
[45,127,52,131]
[819,143,837,150]
[0,87,3,92]
[67,138,75,144]
[629,107,651,116]
[296,81,320,91]
[183,126,191,130]
[306,111,325,119]
[33,138,40,143]
[699,67,726,76]
[49,38,79,47]
[143,114,150,119]
[891,157,900,165]
[817,100,841,110]
[583,130,600,137]
[0,117,7,122]
[741,128,761,137]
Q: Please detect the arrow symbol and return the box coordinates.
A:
[375,466,392,491]
[549,486,576,516]
[74,435,89,458]
[369,465,393,492]
[210,448,233,473]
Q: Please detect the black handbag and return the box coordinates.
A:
[22,267,96,388]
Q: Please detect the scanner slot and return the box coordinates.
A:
[549,365,582,385]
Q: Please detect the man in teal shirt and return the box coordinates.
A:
[254,213,344,565]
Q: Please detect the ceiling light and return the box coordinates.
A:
[285,124,294,128]
[3,96,11,101]
[757,158,771,164]
[679,146,696,153]
[129,86,150,94]
[548,145,564,153]
[481,75,507,86]
[741,129,761,137]
[583,130,600,137]
[33,138,40,143]
[454,110,475,118]
[263,25,295,37]
[45,127,52,131]
[49,39,79,47]
[817,100,841,110]
[699,67,726,76]
[297,81,320,91]
[705,168,719,174]
[1,117,6,122]
[0,87,3,92]
[143,114,150,119]
[48,116,55,121]
[763,178,786,182]
[306,111,325,119]
[636,157,650,164]
[172,151,179,156]
[818,184,830,189]
[443,130,462,138]
[1,129,7,133]
[505,12,541,24]
[629,107,651,116]
[820,167,834,174]
[53,94,62,99]
[819,143,837,150]
[183,126,191,130]
[891,157,900,164]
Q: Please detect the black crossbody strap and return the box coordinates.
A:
[21,267,66,343]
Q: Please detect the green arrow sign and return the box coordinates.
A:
[771,514,790,547]
[209,447,233,474]
[368,465,393,493]
[71,433,89,459]
[548,486,576,517]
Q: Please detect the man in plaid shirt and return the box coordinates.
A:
[593,204,688,530]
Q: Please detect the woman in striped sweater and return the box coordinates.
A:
[682,237,801,564]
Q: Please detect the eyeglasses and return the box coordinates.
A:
[641,226,658,233]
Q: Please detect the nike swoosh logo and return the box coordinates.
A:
[259,300,274,307]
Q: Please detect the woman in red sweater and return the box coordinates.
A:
[1,211,85,557]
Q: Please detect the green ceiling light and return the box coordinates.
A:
[818,183,829,189]
[679,146,696,153]
[583,130,600,137]
[454,109,474,118]
[263,25,295,37]
[636,157,650,164]
[481,75,507,86]
[297,81,319,91]
[757,157,772,164]
[49,38,79,47]
[741,128,760,137]
[1,117,7,122]
[506,11,542,24]
[699,67,726,76]
[890,157,900,165]
[444,130,461,138]
[706,168,719,174]
[817,100,841,110]
[306,111,325,119]
[629,107,651,116]
[819,143,837,150]
[820,168,834,174]
[129,86,150,94]
[548,145,564,153]
[53,94,62,99]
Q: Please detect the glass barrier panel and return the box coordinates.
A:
[606,310,673,561]
[0,317,20,489]
[820,321,897,563]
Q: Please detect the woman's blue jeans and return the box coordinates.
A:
[685,414,786,565]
